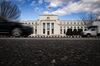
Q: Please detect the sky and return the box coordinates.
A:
[9,0,100,20]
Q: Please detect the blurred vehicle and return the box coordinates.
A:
[81,21,100,37]
[0,18,33,37]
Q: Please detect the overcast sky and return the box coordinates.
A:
[10,0,100,20]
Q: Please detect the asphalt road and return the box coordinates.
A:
[0,38,100,66]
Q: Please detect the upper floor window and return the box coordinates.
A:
[60,29,62,34]
[47,23,50,30]
[74,26,76,29]
[78,22,80,25]
[47,17,50,19]
[35,29,37,34]
[81,27,83,29]
[77,26,80,29]
[35,26,37,29]
[43,23,45,29]
[67,22,69,24]
[51,23,54,29]
[74,22,76,24]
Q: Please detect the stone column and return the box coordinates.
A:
[45,23,47,36]
[50,23,51,35]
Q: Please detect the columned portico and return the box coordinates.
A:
[42,22,55,36]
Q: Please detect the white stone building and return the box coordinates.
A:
[23,14,87,37]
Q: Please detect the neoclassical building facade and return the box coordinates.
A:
[23,14,87,37]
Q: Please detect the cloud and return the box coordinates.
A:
[45,0,100,18]
[17,0,23,1]
[30,0,36,6]
[81,0,100,3]
[48,0,63,7]
[31,0,44,6]
[43,11,50,14]
[16,0,31,2]
[80,0,100,14]
[15,0,24,2]
[30,0,46,13]
[38,0,43,4]
[47,1,81,15]
[47,0,75,7]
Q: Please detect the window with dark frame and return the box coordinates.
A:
[35,29,37,34]
[60,29,62,34]
[43,23,45,34]
[64,29,66,34]
[47,23,50,30]
[43,29,45,34]
[47,17,50,19]
[52,29,54,34]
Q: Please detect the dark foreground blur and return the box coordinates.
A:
[0,39,100,66]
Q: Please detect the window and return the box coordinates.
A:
[67,22,69,24]
[64,29,66,34]
[35,26,37,34]
[47,17,50,19]
[35,26,37,29]
[47,31,50,35]
[70,26,72,29]
[35,29,37,34]
[60,29,62,34]
[74,22,76,24]
[74,26,76,29]
[77,26,79,29]
[47,23,50,30]
[43,29,45,34]
[81,27,83,29]
[52,29,54,34]
[78,22,80,25]
[51,23,54,34]
[67,26,69,29]
[33,27,34,34]
[51,23,54,29]
[43,23,45,34]
[43,23,45,29]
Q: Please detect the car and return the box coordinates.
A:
[0,18,33,37]
[81,21,100,37]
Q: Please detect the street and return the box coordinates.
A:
[0,38,100,66]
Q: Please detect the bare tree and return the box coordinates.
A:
[87,12,96,22]
[0,0,21,21]
[81,12,97,26]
